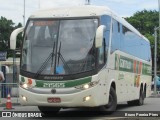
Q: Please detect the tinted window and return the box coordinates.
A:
[100,15,111,60]
[121,25,151,61]
[110,19,151,61]
[111,19,121,53]
[22,19,98,75]
[98,40,105,65]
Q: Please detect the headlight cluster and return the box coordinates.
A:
[75,81,99,90]
[20,78,33,89]
[22,83,28,89]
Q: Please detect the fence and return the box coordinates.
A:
[0,59,20,107]
[0,83,19,105]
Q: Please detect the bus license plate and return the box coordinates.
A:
[47,97,61,103]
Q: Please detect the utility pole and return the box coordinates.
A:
[158,0,160,30]
[154,26,160,95]
[23,0,26,26]
[154,0,160,95]
[39,0,40,9]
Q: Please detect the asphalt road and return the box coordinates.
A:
[0,97,160,120]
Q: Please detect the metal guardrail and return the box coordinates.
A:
[157,91,160,94]
[0,83,19,105]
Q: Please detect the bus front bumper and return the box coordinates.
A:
[19,85,108,107]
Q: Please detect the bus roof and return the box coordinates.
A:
[30,5,149,42]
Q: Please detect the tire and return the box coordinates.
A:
[99,87,117,114]
[38,106,60,116]
[127,101,135,106]
[144,86,146,98]
[134,87,144,106]
[127,87,144,106]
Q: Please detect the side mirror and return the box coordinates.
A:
[10,27,24,50]
[95,25,106,48]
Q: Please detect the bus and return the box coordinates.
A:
[10,5,152,115]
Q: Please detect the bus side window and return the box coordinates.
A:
[98,40,105,65]
[118,22,120,33]
[111,19,120,53]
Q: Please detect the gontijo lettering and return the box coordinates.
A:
[120,59,132,70]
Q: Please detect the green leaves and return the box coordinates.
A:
[126,10,158,36]
[0,16,22,57]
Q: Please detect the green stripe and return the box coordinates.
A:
[119,56,133,72]
[115,54,133,72]
[142,63,152,75]
[21,77,25,82]
[35,76,92,88]
[115,54,151,76]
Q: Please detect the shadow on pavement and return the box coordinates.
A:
[39,103,132,118]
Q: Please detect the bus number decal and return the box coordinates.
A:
[43,83,65,88]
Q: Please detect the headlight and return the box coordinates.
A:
[20,78,33,89]
[20,82,30,89]
[84,84,90,89]
[22,83,28,89]
[75,81,99,90]
[22,96,27,101]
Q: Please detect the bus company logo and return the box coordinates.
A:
[119,59,132,70]
[44,76,63,80]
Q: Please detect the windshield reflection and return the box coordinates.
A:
[21,19,98,75]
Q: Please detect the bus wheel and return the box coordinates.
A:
[135,87,144,106]
[38,106,60,116]
[100,87,117,114]
[127,101,135,106]
[127,87,144,106]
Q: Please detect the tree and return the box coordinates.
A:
[125,10,159,70]
[0,16,22,57]
[0,16,14,51]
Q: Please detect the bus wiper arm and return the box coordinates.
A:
[57,42,72,74]
[51,42,56,68]
[35,42,56,78]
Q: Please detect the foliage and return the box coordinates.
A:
[0,16,22,57]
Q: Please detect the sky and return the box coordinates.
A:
[0,0,158,25]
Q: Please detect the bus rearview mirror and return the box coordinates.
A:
[95,25,106,48]
[10,27,24,50]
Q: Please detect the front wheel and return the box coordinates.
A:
[99,87,117,114]
[38,106,60,116]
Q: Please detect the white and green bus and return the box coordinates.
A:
[10,5,152,114]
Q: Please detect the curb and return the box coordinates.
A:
[149,95,160,98]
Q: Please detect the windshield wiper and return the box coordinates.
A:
[35,42,56,78]
[57,41,72,74]
[51,42,55,68]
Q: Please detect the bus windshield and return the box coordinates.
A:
[21,18,98,76]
